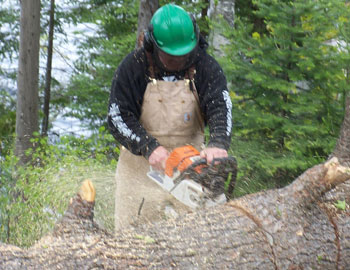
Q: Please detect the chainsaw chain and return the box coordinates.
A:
[178,156,238,199]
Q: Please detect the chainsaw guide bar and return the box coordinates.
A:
[178,156,238,199]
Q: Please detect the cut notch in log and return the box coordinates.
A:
[284,157,350,205]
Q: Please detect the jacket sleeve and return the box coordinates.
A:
[196,54,233,150]
[107,51,160,159]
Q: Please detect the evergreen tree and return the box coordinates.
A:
[220,0,348,191]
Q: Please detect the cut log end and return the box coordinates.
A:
[286,157,350,205]
[63,180,96,223]
[78,179,96,202]
[324,157,350,187]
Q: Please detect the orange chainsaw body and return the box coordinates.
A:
[165,145,204,177]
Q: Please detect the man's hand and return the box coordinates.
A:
[200,147,228,164]
[148,146,170,171]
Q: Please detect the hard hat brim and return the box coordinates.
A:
[158,40,197,56]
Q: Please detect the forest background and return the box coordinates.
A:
[0,0,349,247]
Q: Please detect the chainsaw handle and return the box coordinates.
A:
[185,158,208,170]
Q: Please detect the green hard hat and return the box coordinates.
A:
[151,4,198,56]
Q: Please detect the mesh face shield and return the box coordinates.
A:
[152,44,198,73]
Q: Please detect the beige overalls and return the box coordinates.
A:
[114,66,204,231]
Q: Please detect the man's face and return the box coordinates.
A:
[157,50,189,72]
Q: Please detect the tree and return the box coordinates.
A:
[208,0,235,57]
[135,0,158,49]
[332,97,350,167]
[41,0,55,137]
[15,0,41,165]
[0,150,350,268]
[220,0,348,192]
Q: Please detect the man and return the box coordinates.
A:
[108,4,232,230]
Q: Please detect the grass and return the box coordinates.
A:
[1,155,116,247]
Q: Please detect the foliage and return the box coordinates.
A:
[0,1,19,114]
[0,1,19,62]
[0,127,118,247]
[234,0,265,33]
[58,0,139,128]
[334,200,347,211]
[335,1,350,106]
[0,90,16,157]
[220,0,349,190]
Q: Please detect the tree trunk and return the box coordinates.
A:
[15,0,41,165]
[1,156,350,269]
[135,0,159,49]
[208,0,235,57]
[41,0,55,137]
[331,96,350,167]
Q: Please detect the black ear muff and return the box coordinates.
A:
[143,24,154,52]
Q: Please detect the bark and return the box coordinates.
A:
[15,0,41,165]
[1,158,350,269]
[135,0,159,49]
[331,96,350,167]
[41,0,55,137]
[208,0,235,57]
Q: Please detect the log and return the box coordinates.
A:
[1,157,350,269]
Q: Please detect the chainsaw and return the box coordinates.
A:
[147,145,237,209]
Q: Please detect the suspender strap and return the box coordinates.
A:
[145,51,156,79]
[186,66,196,92]
[186,66,205,132]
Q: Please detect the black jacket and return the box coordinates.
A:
[108,37,232,159]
